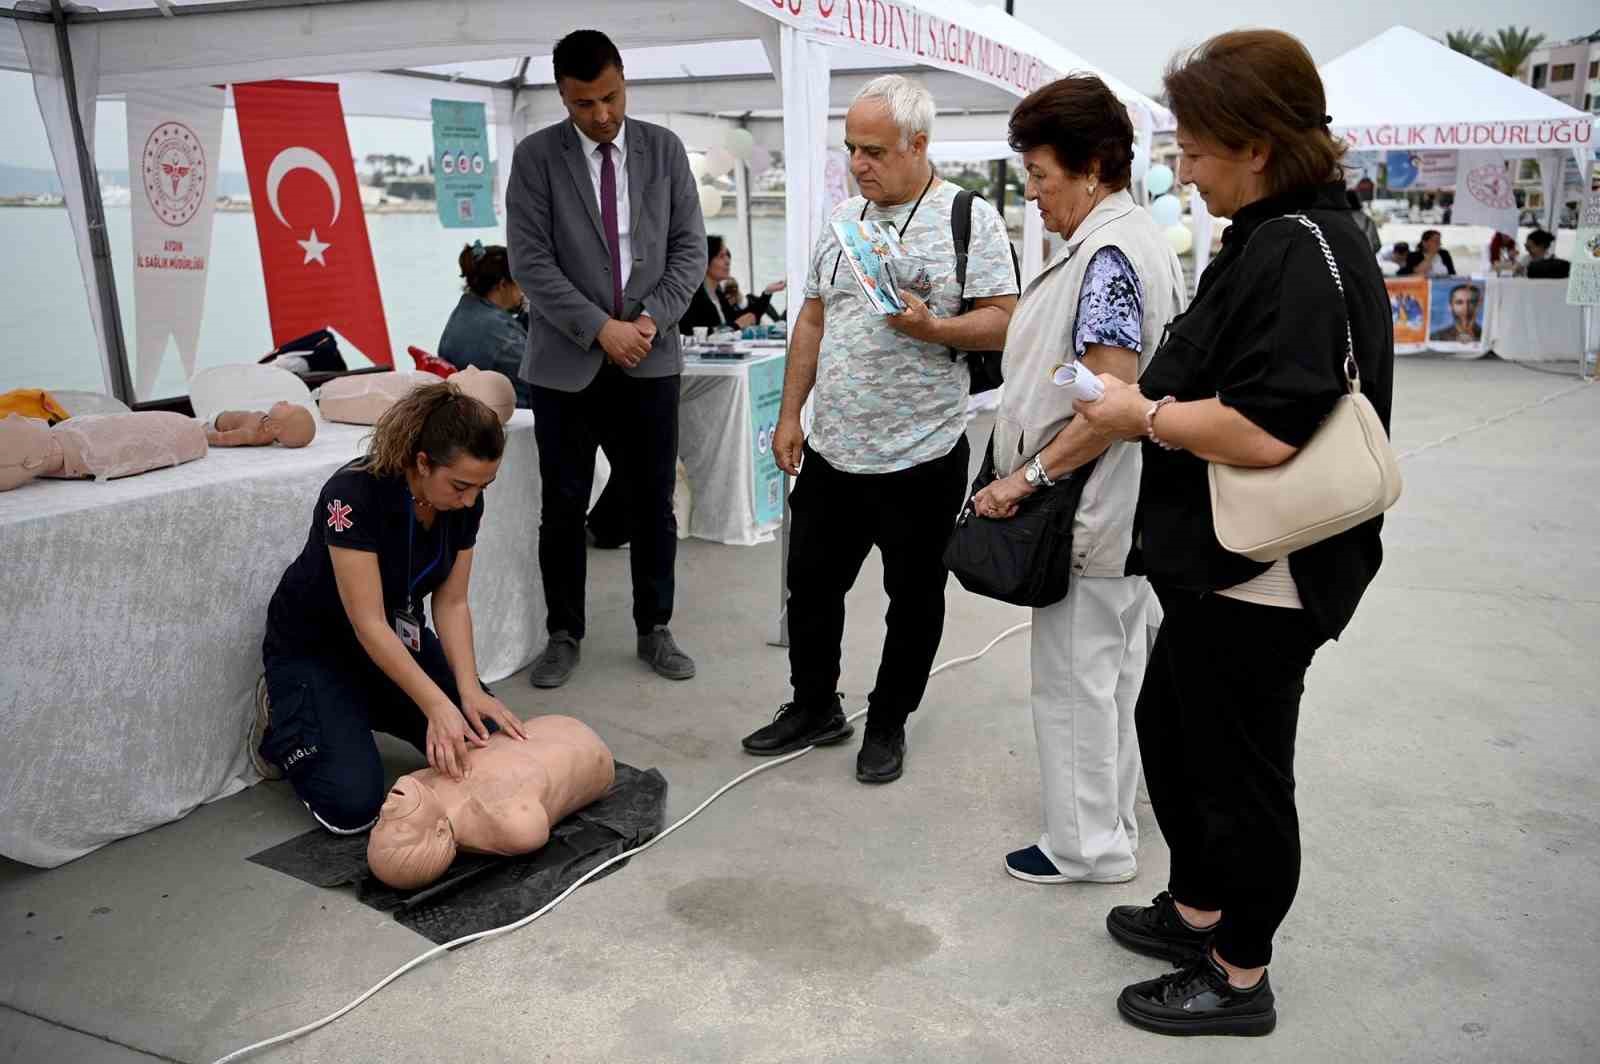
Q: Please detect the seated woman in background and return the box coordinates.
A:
[438,241,531,408]
[718,276,787,325]
[681,235,758,334]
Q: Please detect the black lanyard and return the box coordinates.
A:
[830,166,937,288]
[406,502,447,616]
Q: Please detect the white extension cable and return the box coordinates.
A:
[210,621,1035,1063]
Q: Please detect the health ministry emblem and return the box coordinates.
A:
[142,121,208,227]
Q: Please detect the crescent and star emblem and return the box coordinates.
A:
[265,147,342,266]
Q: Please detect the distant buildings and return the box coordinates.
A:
[1519,31,1600,114]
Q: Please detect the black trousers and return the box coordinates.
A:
[786,438,969,731]
[1137,587,1328,968]
[531,364,679,639]
[261,628,477,832]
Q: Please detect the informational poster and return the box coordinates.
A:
[1427,277,1488,353]
[1451,151,1518,233]
[1568,190,1600,307]
[1384,150,1456,190]
[127,87,225,399]
[431,99,493,229]
[1385,276,1429,351]
[748,354,787,527]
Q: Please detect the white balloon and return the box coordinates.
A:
[724,127,755,163]
[1146,163,1175,197]
[699,184,724,218]
[1131,144,1150,182]
[1165,223,1193,255]
[1151,193,1182,228]
[704,147,736,177]
[688,153,707,180]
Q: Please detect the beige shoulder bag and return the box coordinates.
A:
[1209,215,1402,563]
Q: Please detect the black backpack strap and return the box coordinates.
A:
[952,188,976,298]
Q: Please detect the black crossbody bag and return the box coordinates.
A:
[943,432,1099,608]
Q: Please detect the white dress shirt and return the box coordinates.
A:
[573,120,633,292]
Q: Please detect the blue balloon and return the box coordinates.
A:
[1146,163,1175,196]
[1151,193,1182,227]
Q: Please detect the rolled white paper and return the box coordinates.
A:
[1051,362,1105,402]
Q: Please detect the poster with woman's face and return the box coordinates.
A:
[1427,278,1486,350]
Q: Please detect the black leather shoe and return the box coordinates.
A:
[742,695,853,756]
[637,626,696,680]
[529,633,580,689]
[1107,891,1214,963]
[1117,955,1276,1037]
[855,725,905,784]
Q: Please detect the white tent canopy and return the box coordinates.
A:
[1,0,1168,403]
[1321,26,1593,229]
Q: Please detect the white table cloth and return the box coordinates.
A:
[679,350,786,546]
[0,415,542,868]
[1484,277,1600,361]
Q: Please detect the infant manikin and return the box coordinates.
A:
[0,411,207,490]
[206,401,316,448]
[367,715,615,890]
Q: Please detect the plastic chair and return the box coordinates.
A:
[52,390,131,417]
[188,364,317,426]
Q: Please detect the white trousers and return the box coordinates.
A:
[1029,574,1154,880]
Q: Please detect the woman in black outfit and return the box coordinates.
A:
[1073,29,1394,1037]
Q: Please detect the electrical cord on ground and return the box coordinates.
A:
[209,620,1034,1064]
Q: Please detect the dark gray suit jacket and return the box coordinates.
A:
[506,118,707,392]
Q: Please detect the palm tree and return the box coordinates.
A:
[1481,26,1546,77]
[1443,29,1486,59]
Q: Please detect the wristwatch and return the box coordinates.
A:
[1024,455,1054,488]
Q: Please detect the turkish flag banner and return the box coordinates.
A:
[234,81,392,366]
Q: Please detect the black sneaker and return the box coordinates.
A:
[855,725,905,784]
[529,633,580,688]
[1106,891,1214,963]
[1117,954,1276,1037]
[741,695,853,756]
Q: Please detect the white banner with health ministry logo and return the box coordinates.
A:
[1450,150,1519,234]
[127,87,225,400]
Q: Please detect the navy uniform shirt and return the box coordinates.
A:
[1131,182,1394,640]
[264,459,485,661]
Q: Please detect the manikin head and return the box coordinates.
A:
[267,401,316,448]
[365,381,505,513]
[0,413,60,491]
[368,775,457,889]
[845,75,934,208]
[555,30,626,146]
[450,366,516,425]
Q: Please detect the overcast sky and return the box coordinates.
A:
[1,0,1595,174]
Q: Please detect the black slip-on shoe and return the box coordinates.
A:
[1117,955,1276,1037]
[855,725,905,784]
[529,633,580,689]
[637,626,696,680]
[1106,891,1214,963]
[741,695,853,755]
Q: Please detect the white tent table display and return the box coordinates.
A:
[1483,277,1600,362]
[678,349,788,546]
[0,417,543,868]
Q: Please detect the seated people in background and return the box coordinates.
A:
[1377,241,1409,277]
[1487,231,1519,275]
[719,277,787,325]
[680,235,744,334]
[1400,229,1455,276]
[206,401,316,448]
[1429,282,1483,343]
[438,241,532,408]
[1521,229,1571,280]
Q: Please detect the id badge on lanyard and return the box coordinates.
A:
[394,505,445,654]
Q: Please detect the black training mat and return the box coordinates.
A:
[248,762,668,944]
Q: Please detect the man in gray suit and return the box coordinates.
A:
[507,29,706,688]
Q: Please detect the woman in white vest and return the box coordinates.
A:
[970,76,1186,887]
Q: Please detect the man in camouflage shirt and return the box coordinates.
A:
[740,75,1018,783]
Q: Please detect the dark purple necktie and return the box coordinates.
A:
[599,142,623,318]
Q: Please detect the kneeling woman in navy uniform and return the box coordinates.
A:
[255,382,528,833]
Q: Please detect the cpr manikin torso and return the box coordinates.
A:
[318,371,429,425]
[0,411,207,490]
[449,366,516,425]
[367,715,615,890]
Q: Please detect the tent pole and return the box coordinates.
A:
[51,0,134,405]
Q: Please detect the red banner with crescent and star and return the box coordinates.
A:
[234,80,392,366]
